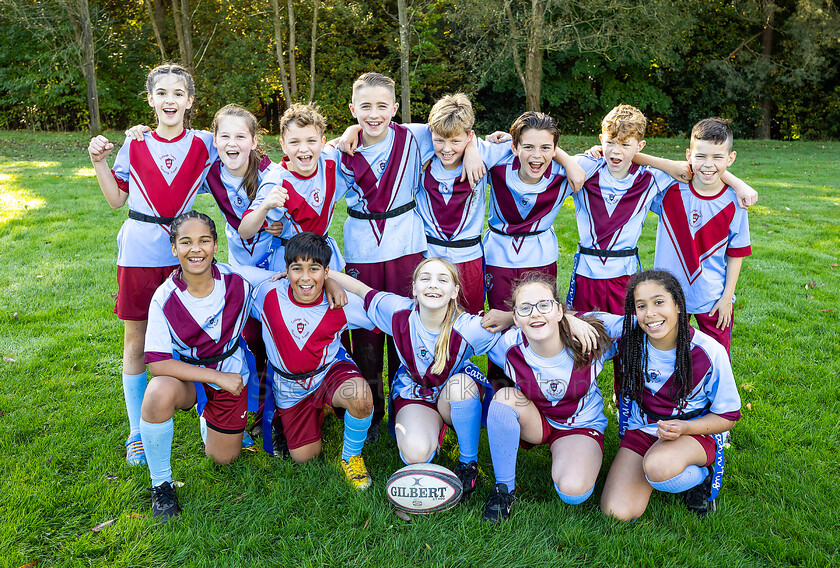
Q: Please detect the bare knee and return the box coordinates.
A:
[553,474,593,498]
[600,496,644,522]
[206,447,241,465]
[399,438,436,464]
[491,387,522,409]
[141,377,180,422]
[642,451,680,482]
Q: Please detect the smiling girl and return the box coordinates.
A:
[88,63,216,467]
[140,211,258,521]
[600,270,741,520]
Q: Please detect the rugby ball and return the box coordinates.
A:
[386,463,463,514]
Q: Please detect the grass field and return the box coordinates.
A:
[0,130,838,567]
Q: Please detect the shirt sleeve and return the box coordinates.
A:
[344,294,378,331]
[704,346,742,421]
[458,313,503,355]
[144,288,173,363]
[574,153,603,180]
[361,290,415,335]
[648,166,678,195]
[404,123,434,163]
[727,200,752,257]
[478,138,513,169]
[243,170,285,224]
[110,137,132,192]
[487,328,518,369]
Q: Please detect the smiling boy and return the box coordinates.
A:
[238,104,347,273]
[652,118,751,354]
[244,232,377,489]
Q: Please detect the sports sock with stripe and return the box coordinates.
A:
[486,400,520,493]
[140,418,174,487]
[449,395,481,463]
[646,465,708,493]
[341,411,372,461]
[123,371,148,437]
[554,482,594,505]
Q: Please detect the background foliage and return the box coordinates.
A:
[1,0,838,139]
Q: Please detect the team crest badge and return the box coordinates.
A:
[418,347,431,362]
[347,268,360,279]
[378,160,387,173]
[649,369,661,381]
[605,192,619,205]
[312,190,321,205]
[203,316,219,330]
[520,197,529,207]
[484,273,493,291]
[291,317,311,340]
[160,153,177,174]
[690,209,703,228]
[235,196,244,207]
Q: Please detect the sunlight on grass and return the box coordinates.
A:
[0,183,45,224]
[74,166,95,177]
[0,160,61,171]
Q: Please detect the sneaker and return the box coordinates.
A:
[271,420,290,459]
[682,470,716,517]
[125,433,146,466]
[149,481,181,522]
[721,430,733,448]
[341,455,372,490]
[483,483,516,523]
[453,461,479,500]
[365,424,381,445]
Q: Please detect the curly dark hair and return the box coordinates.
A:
[168,210,217,245]
[616,270,693,405]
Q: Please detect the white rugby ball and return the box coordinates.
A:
[386,463,463,514]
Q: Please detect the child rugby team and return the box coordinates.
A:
[88,63,755,523]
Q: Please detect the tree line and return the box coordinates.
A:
[1,0,838,140]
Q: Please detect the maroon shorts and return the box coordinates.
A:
[276,361,361,450]
[455,257,486,315]
[521,412,604,451]
[345,253,424,296]
[572,274,631,315]
[201,383,248,434]
[691,312,732,356]
[114,265,179,321]
[485,263,557,311]
[392,394,439,417]
[619,428,716,466]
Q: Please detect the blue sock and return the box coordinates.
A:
[123,371,147,437]
[398,449,436,466]
[342,411,372,461]
[555,482,595,505]
[140,418,174,487]
[487,401,520,493]
[449,396,481,463]
[646,465,708,493]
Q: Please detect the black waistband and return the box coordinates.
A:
[578,245,639,258]
[488,224,546,238]
[271,362,329,381]
[347,200,416,220]
[426,235,482,248]
[179,343,239,366]
[641,403,710,422]
[129,210,176,225]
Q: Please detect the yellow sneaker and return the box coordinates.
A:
[341,455,371,490]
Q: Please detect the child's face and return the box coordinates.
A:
[687,139,736,192]
[288,257,328,304]
[171,218,217,277]
[511,128,556,184]
[147,74,193,135]
[633,281,680,351]
[412,259,459,312]
[431,129,473,171]
[599,133,645,179]
[349,85,398,145]
[280,123,326,177]
[214,115,257,177]
[512,282,562,343]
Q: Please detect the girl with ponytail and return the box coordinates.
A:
[328,257,515,500]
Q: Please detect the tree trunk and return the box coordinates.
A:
[180,0,194,70]
[171,0,187,65]
[287,0,298,99]
[271,0,292,108]
[757,1,774,139]
[308,0,320,103]
[523,0,544,112]
[397,0,411,122]
[78,0,101,134]
[145,0,166,61]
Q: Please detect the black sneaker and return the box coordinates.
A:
[483,483,516,522]
[682,470,716,517]
[272,420,290,459]
[365,423,381,445]
[453,461,479,501]
[149,481,181,522]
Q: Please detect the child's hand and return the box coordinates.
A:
[480,309,514,332]
[736,186,758,208]
[585,145,603,159]
[269,271,287,282]
[566,314,598,353]
[124,124,151,141]
[217,372,245,396]
[485,131,511,144]
[461,147,486,189]
[709,297,734,330]
[675,161,692,182]
[337,125,362,156]
[88,135,114,163]
[264,220,284,237]
[263,186,288,209]
[324,278,348,309]
[656,419,686,440]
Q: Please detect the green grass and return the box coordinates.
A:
[1,130,839,567]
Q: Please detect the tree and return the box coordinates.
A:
[397,0,412,121]
[171,0,194,69]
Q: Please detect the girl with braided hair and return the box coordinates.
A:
[601,270,741,520]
